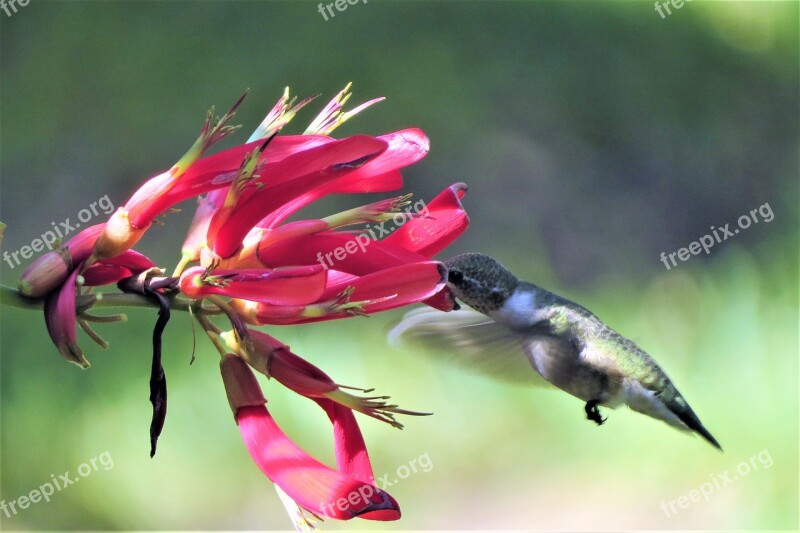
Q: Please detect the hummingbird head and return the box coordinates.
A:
[444,253,519,314]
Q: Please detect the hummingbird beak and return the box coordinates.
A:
[442,287,461,311]
[436,263,461,311]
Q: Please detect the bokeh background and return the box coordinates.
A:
[1,1,797,530]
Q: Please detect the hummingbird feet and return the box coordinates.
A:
[585,399,607,426]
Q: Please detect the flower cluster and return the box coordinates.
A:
[17,85,469,525]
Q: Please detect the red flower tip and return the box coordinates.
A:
[383,182,470,258]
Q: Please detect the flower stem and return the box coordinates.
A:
[171,254,194,278]
[195,313,228,357]
[0,283,221,315]
[0,284,41,310]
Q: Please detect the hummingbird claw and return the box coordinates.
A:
[585,399,607,426]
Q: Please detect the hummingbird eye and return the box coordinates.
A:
[447,269,464,285]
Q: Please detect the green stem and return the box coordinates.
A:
[196,313,228,357]
[0,283,221,315]
[0,284,41,309]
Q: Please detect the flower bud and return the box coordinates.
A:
[18,224,104,297]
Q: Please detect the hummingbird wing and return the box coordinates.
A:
[388,307,552,386]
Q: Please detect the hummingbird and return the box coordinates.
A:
[390,252,721,450]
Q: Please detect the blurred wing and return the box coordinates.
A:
[388,307,550,386]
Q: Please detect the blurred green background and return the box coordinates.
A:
[1,0,798,530]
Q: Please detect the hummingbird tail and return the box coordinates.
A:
[664,395,722,451]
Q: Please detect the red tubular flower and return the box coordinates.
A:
[179,189,226,265]
[206,182,467,284]
[256,229,426,275]
[224,328,427,428]
[81,250,156,286]
[230,261,446,325]
[206,134,393,259]
[220,354,400,521]
[95,120,424,263]
[237,406,400,521]
[254,128,429,231]
[383,182,470,258]
[137,134,333,226]
[221,328,425,520]
[179,264,327,305]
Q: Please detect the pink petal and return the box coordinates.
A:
[256,129,429,229]
[44,268,87,367]
[130,135,333,227]
[82,249,156,287]
[325,270,359,286]
[179,265,328,305]
[209,135,389,258]
[335,129,429,194]
[382,182,469,258]
[256,219,331,248]
[82,264,133,286]
[250,261,447,325]
[236,405,400,521]
[246,332,378,490]
[19,224,106,297]
[252,170,403,231]
[98,249,156,272]
[253,333,337,398]
[315,400,377,486]
[257,233,428,276]
[320,261,445,306]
